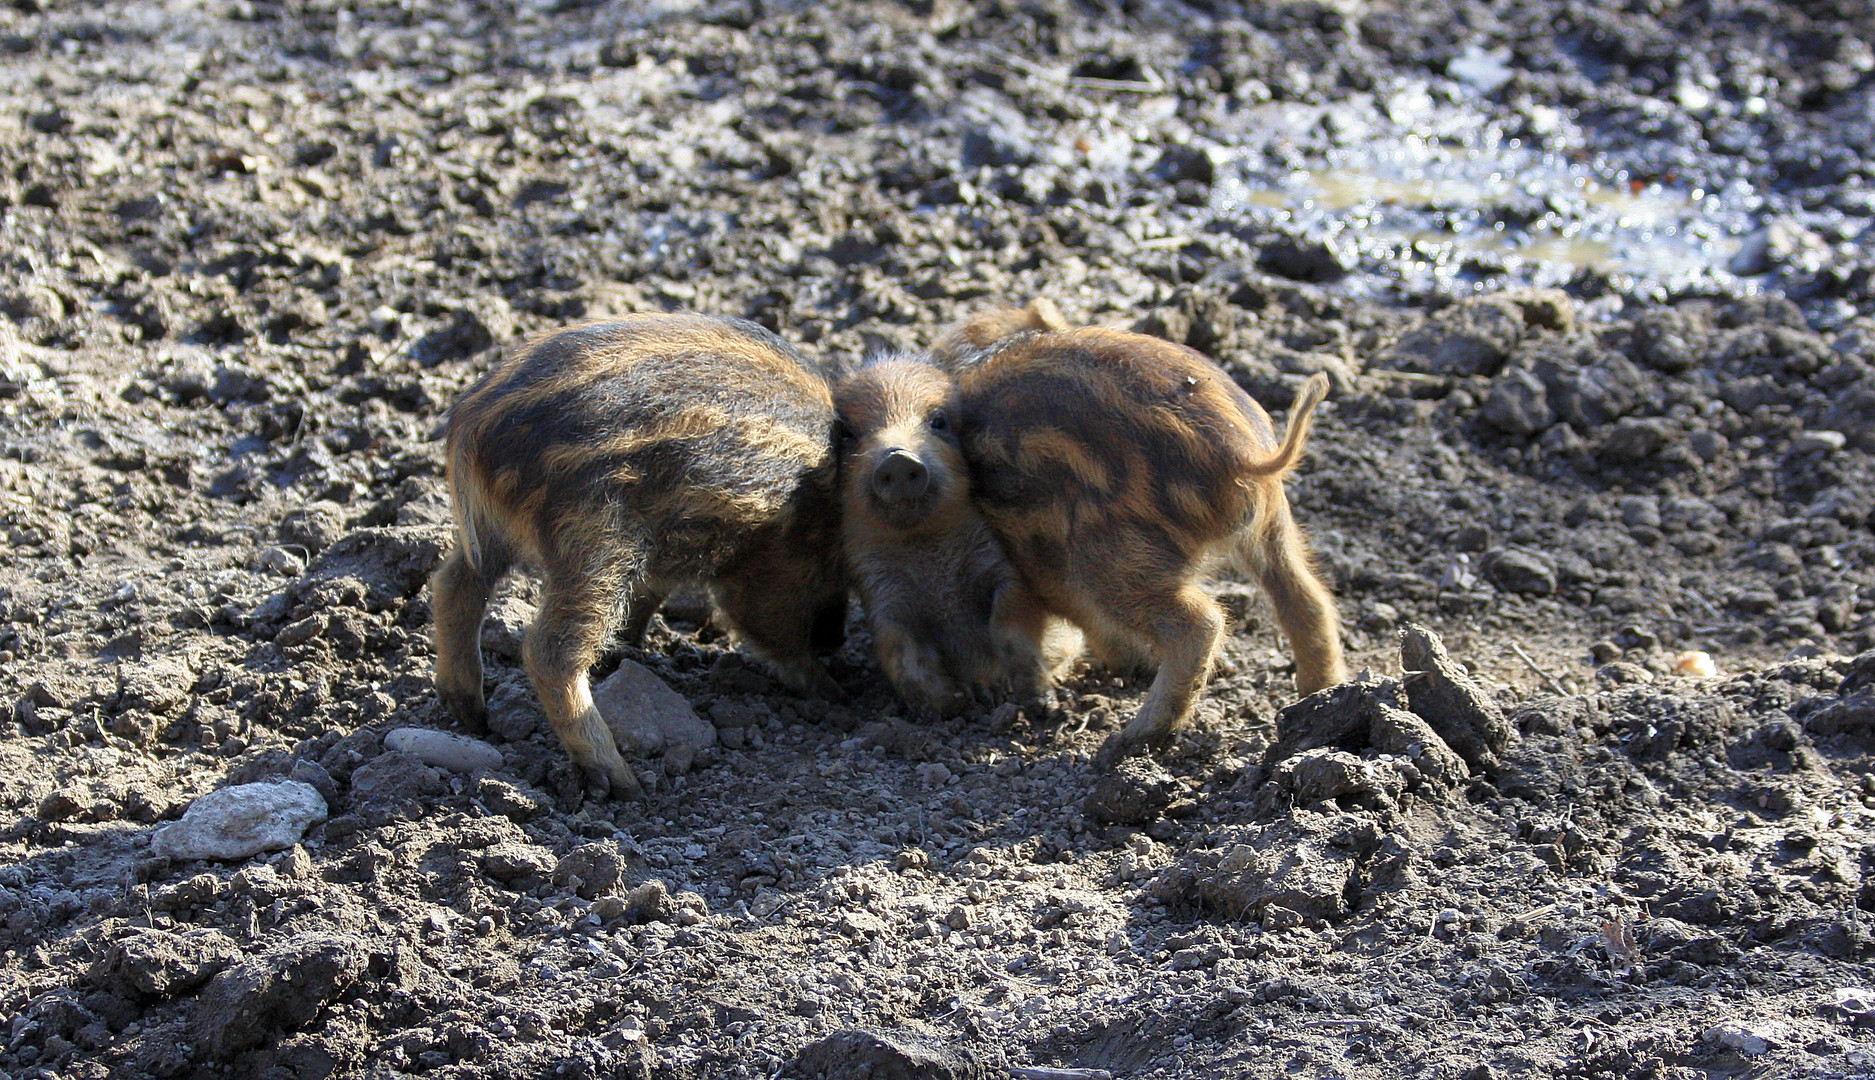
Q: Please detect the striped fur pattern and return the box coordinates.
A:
[941,304,1347,767]
[431,314,846,798]
[834,357,1052,718]
[929,295,1070,361]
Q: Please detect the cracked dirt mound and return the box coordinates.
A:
[1,1,1873,1078]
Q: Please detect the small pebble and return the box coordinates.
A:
[384,728,504,773]
[12,283,64,321]
[1706,1021,1772,1056]
[276,614,326,647]
[1833,986,1875,1020]
[257,546,305,577]
[368,305,401,332]
[279,844,313,880]
[1791,430,1846,454]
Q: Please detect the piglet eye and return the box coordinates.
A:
[929,412,949,432]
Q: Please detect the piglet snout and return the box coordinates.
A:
[872,448,929,503]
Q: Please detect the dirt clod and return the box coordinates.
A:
[92,929,241,999]
[1399,624,1514,771]
[1083,759,1178,825]
[190,933,369,1058]
[1154,810,1384,925]
[593,659,717,766]
[553,842,625,900]
[347,750,445,820]
[791,1026,1002,1080]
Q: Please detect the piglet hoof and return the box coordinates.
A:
[774,659,847,702]
[583,761,646,802]
[1091,718,1173,772]
[1009,687,1064,730]
[1034,686,1068,718]
[440,693,490,736]
[809,670,849,703]
[933,689,972,720]
[1091,732,1134,773]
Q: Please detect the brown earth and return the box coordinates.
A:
[1,1,1873,1078]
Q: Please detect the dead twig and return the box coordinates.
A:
[980,48,1166,93]
[1364,369,1448,384]
[1508,641,1570,697]
[1508,903,1557,925]
[981,48,1068,85]
[1068,67,1165,93]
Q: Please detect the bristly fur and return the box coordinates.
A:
[431,314,847,799]
[834,356,1053,718]
[933,301,1347,767]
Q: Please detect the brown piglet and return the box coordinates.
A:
[431,315,847,798]
[834,357,1053,718]
[941,301,1347,766]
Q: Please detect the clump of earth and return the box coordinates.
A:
[1,1,1872,1078]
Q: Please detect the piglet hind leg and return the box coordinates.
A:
[1236,512,1348,696]
[618,585,667,649]
[524,568,645,801]
[712,577,847,701]
[431,542,511,735]
[1092,583,1225,770]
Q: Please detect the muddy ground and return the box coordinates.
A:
[2,0,1875,1077]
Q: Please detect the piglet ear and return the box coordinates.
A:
[1025,296,1070,332]
[929,297,1072,367]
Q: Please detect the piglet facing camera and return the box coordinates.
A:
[431,315,847,799]
[834,358,1053,719]
[941,302,1348,767]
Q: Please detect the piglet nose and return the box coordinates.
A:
[872,448,928,503]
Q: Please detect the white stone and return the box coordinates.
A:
[383,727,504,773]
[592,659,716,770]
[1729,218,1830,277]
[257,546,305,577]
[152,781,328,862]
[1791,430,1847,454]
[1706,1021,1773,1056]
[1834,986,1875,1017]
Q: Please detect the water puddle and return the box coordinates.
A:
[1211,88,1765,298]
